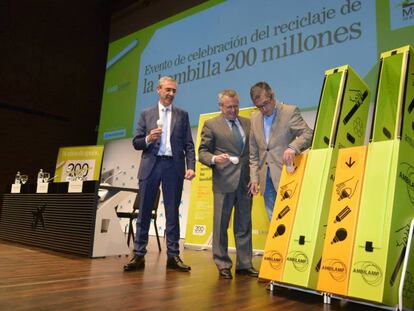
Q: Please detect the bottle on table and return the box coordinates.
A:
[14,171,21,184]
[37,169,44,184]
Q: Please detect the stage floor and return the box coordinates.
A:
[0,237,381,311]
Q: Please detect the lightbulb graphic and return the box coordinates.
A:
[339,188,351,200]
[273,224,286,238]
[331,228,347,244]
[229,156,239,164]
[335,177,358,201]
[282,190,291,200]
[279,180,297,201]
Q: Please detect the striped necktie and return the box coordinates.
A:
[230,120,243,152]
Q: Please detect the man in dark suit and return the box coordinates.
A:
[124,76,196,272]
[198,89,258,279]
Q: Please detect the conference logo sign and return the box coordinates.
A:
[264,250,284,270]
[352,261,383,286]
[390,0,414,30]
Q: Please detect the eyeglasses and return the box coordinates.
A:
[255,99,272,110]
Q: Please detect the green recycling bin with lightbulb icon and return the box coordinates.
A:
[282,65,370,289]
[348,45,414,308]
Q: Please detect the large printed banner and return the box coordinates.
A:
[185,107,269,251]
[54,146,104,182]
[98,0,414,144]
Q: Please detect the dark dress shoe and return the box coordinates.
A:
[219,268,233,279]
[166,256,191,272]
[123,255,145,272]
[235,267,259,277]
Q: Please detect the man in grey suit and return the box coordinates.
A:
[248,81,313,220]
[124,76,196,272]
[199,89,258,279]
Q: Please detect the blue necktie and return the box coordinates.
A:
[264,115,272,144]
[230,120,243,152]
[159,108,169,155]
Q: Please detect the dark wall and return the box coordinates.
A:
[0,0,207,192]
[110,0,208,41]
[0,0,110,190]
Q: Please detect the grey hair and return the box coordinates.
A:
[218,89,240,105]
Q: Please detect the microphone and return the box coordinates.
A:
[47,175,58,182]
[156,119,163,129]
[99,170,125,202]
[102,170,125,184]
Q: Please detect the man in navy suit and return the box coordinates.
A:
[124,76,196,272]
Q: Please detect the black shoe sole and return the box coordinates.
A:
[235,271,258,277]
[166,265,191,272]
[123,263,145,272]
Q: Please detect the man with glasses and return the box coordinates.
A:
[248,81,313,220]
[199,89,258,280]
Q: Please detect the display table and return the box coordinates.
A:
[0,181,132,257]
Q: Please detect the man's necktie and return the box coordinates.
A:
[230,120,243,153]
[159,108,169,155]
[264,114,272,145]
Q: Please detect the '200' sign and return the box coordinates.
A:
[62,160,95,182]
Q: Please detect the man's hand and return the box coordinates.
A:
[248,181,259,196]
[283,148,296,165]
[213,153,230,164]
[185,169,196,180]
[146,128,162,143]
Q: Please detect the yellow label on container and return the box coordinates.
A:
[259,153,308,281]
[317,146,367,295]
